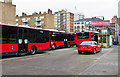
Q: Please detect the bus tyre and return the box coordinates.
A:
[30,46,37,55]
[68,43,71,48]
[52,44,56,50]
[93,48,96,54]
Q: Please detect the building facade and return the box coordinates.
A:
[0,0,16,25]
[74,17,102,32]
[111,16,120,44]
[118,1,120,18]
[111,16,120,25]
[16,9,55,29]
[74,13,84,21]
[54,10,74,32]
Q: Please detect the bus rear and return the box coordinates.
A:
[76,31,99,46]
[76,32,91,46]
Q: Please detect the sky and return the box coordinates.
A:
[0,0,120,21]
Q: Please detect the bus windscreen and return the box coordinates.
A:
[77,32,89,39]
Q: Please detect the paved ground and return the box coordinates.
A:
[1,46,119,75]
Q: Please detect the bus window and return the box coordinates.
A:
[77,32,89,39]
[2,26,17,43]
[77,33,82,39]
[82,32,89,39]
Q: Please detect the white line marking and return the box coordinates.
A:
[78,63,96,75]
[78,48,114,75]
[96,48,113,60]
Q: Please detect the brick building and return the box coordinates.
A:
[16,9,56,29]
[0,0,16,25]
[111,16,120,44]
[54,10,74,32]
[118,1,120,18]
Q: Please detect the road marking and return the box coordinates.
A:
[78,63,96,75]
[96,48,113,60]
[78,48,114,75]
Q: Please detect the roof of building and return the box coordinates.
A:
[75,18,102,22]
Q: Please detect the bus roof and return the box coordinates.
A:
[1,24,75,34]
[0,24,52,31]
[76,31,99,34]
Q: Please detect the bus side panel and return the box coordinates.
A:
[28,42,50,51]
[0,43,18,53]
[67,40,76,45]
[52,41,64,47]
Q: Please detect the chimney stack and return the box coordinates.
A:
[4,0,12,4]
[48,9,52,14]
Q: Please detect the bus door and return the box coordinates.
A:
[64,39,67,46]
[18,29,28,54]
[64,34,68,46]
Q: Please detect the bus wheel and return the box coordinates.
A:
[68,43,71,48]
[52,44,56,50]
[30,46,37,55]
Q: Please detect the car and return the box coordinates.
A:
[78,41,101,54]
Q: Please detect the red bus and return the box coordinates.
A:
[76,31,99,46]
[49,31,75,49]
[0,24,75,56]
[0,24,50,56]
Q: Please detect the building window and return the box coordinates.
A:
[57,17,60,20]
[67,19,69,20]
[67,15,70,17]
[28,23,30,25]
[35,22,38,25]
[67,27,69,29]
[22,18,25,21]
[27,17,30,20]
[55,25,57,27]
[58,13,60,17]
[63,13,66,16]
[40,16,44,19]
[16,19,19,21]
[16,23,18,25]
[55,14,57,16]
[34,17,38,20]
[58,23,60,25]
[102,30,107,34]
[67,22,69,23]
[22,23,25,25]
[41,21,44,24]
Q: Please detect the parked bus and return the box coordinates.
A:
[0,24,75,56]
[76,31,99,46]
[0,24,50,56]
[50,31,75,49]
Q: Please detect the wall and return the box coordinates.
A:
[0,2,2,23]
[0,1,16,25]
[118,1,120,18]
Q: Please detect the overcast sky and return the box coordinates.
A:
[0,0,120,21]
